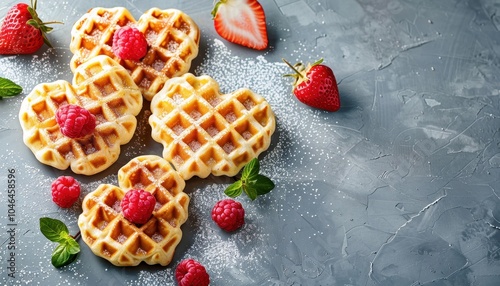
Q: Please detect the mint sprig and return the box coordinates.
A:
[39,217,80,268]
[0,77,22,99]
[225,158,275,200]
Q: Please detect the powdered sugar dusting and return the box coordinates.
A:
[242,131,253,140]
[172,124,184,135]
[222,142,235,154]
[117,234,127,244]
[151,233,163,243]
[173,93,184,104]
[189,109,202,120]
[207,126,219,137]
[167,40,180,52]
[112,200,121,213]
[188,140,202,152]
[224,111,237,123]
[243,98,255,110]
[1,32,338,286]
[123,37,323,285]
[127,184,273,285]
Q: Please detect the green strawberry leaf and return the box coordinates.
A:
[40,217,69,243]
[0,77,23,99]
[51,241,79,268]
[311,58,324,66]
[224,180,243,198]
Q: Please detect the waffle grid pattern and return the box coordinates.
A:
[19,56,143,175]
[149,73,276,180]
[70,7,200,101]
[78,155,189,266]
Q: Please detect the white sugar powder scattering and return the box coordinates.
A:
[117,234,128,244]
[188,140,202,152]
[222,142,235,154]
[189,109,202,120]
[194,39,317,140]
[129,184,274,285]
[224,111,237,123]
[173,124,185,135]
[127,38,342,285]
[123,109,153,158]
[173,93,184,104]
[0,50,69,122]
[0,49,70,89]
[193,38,330,185]
[168,41,180,52]
[112,200,121,213]
[207,126,219,137]
[242,131,253,140]
[1,34,350,285]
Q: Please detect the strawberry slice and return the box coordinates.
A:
[211,0,268,50]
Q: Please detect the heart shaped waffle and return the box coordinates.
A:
[19,55,143,175]
[78,155,189,266]
[69,7,200,101]
[149,73,276,180]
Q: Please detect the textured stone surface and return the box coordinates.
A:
[1,0,499,285]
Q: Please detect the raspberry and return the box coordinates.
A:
[120,189,156,224]
[175,259,210,286]
[51,176,81,208]
[211,199,245,232]
[112,26,148,61]
[55,104,96,139]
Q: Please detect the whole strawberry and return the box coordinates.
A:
[283,59,340,112]
[0,0,61,55]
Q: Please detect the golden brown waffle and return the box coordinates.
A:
[19,55,143,175]
[149,73,276,180]
[69,7,200,101]
[78,155,189,266]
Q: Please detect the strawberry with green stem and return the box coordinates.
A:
[283,58,341,112]
[0,0,62,55]
[211,0,268,50]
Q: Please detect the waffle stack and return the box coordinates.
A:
[149,73,276,180]
[19,55,143,175]
[78,155,189,266]
[70,7,200,101]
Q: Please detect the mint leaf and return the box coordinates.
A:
[40,217,80,268]
[64,237,80,255]
[224,158,275,200]
[40,217,69,243]
[224,180,243,198]
[243,185,258,201]
[254,174,275,195]
[51,241,78,268]
[0,77,22,99]
[241,158,259,179]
